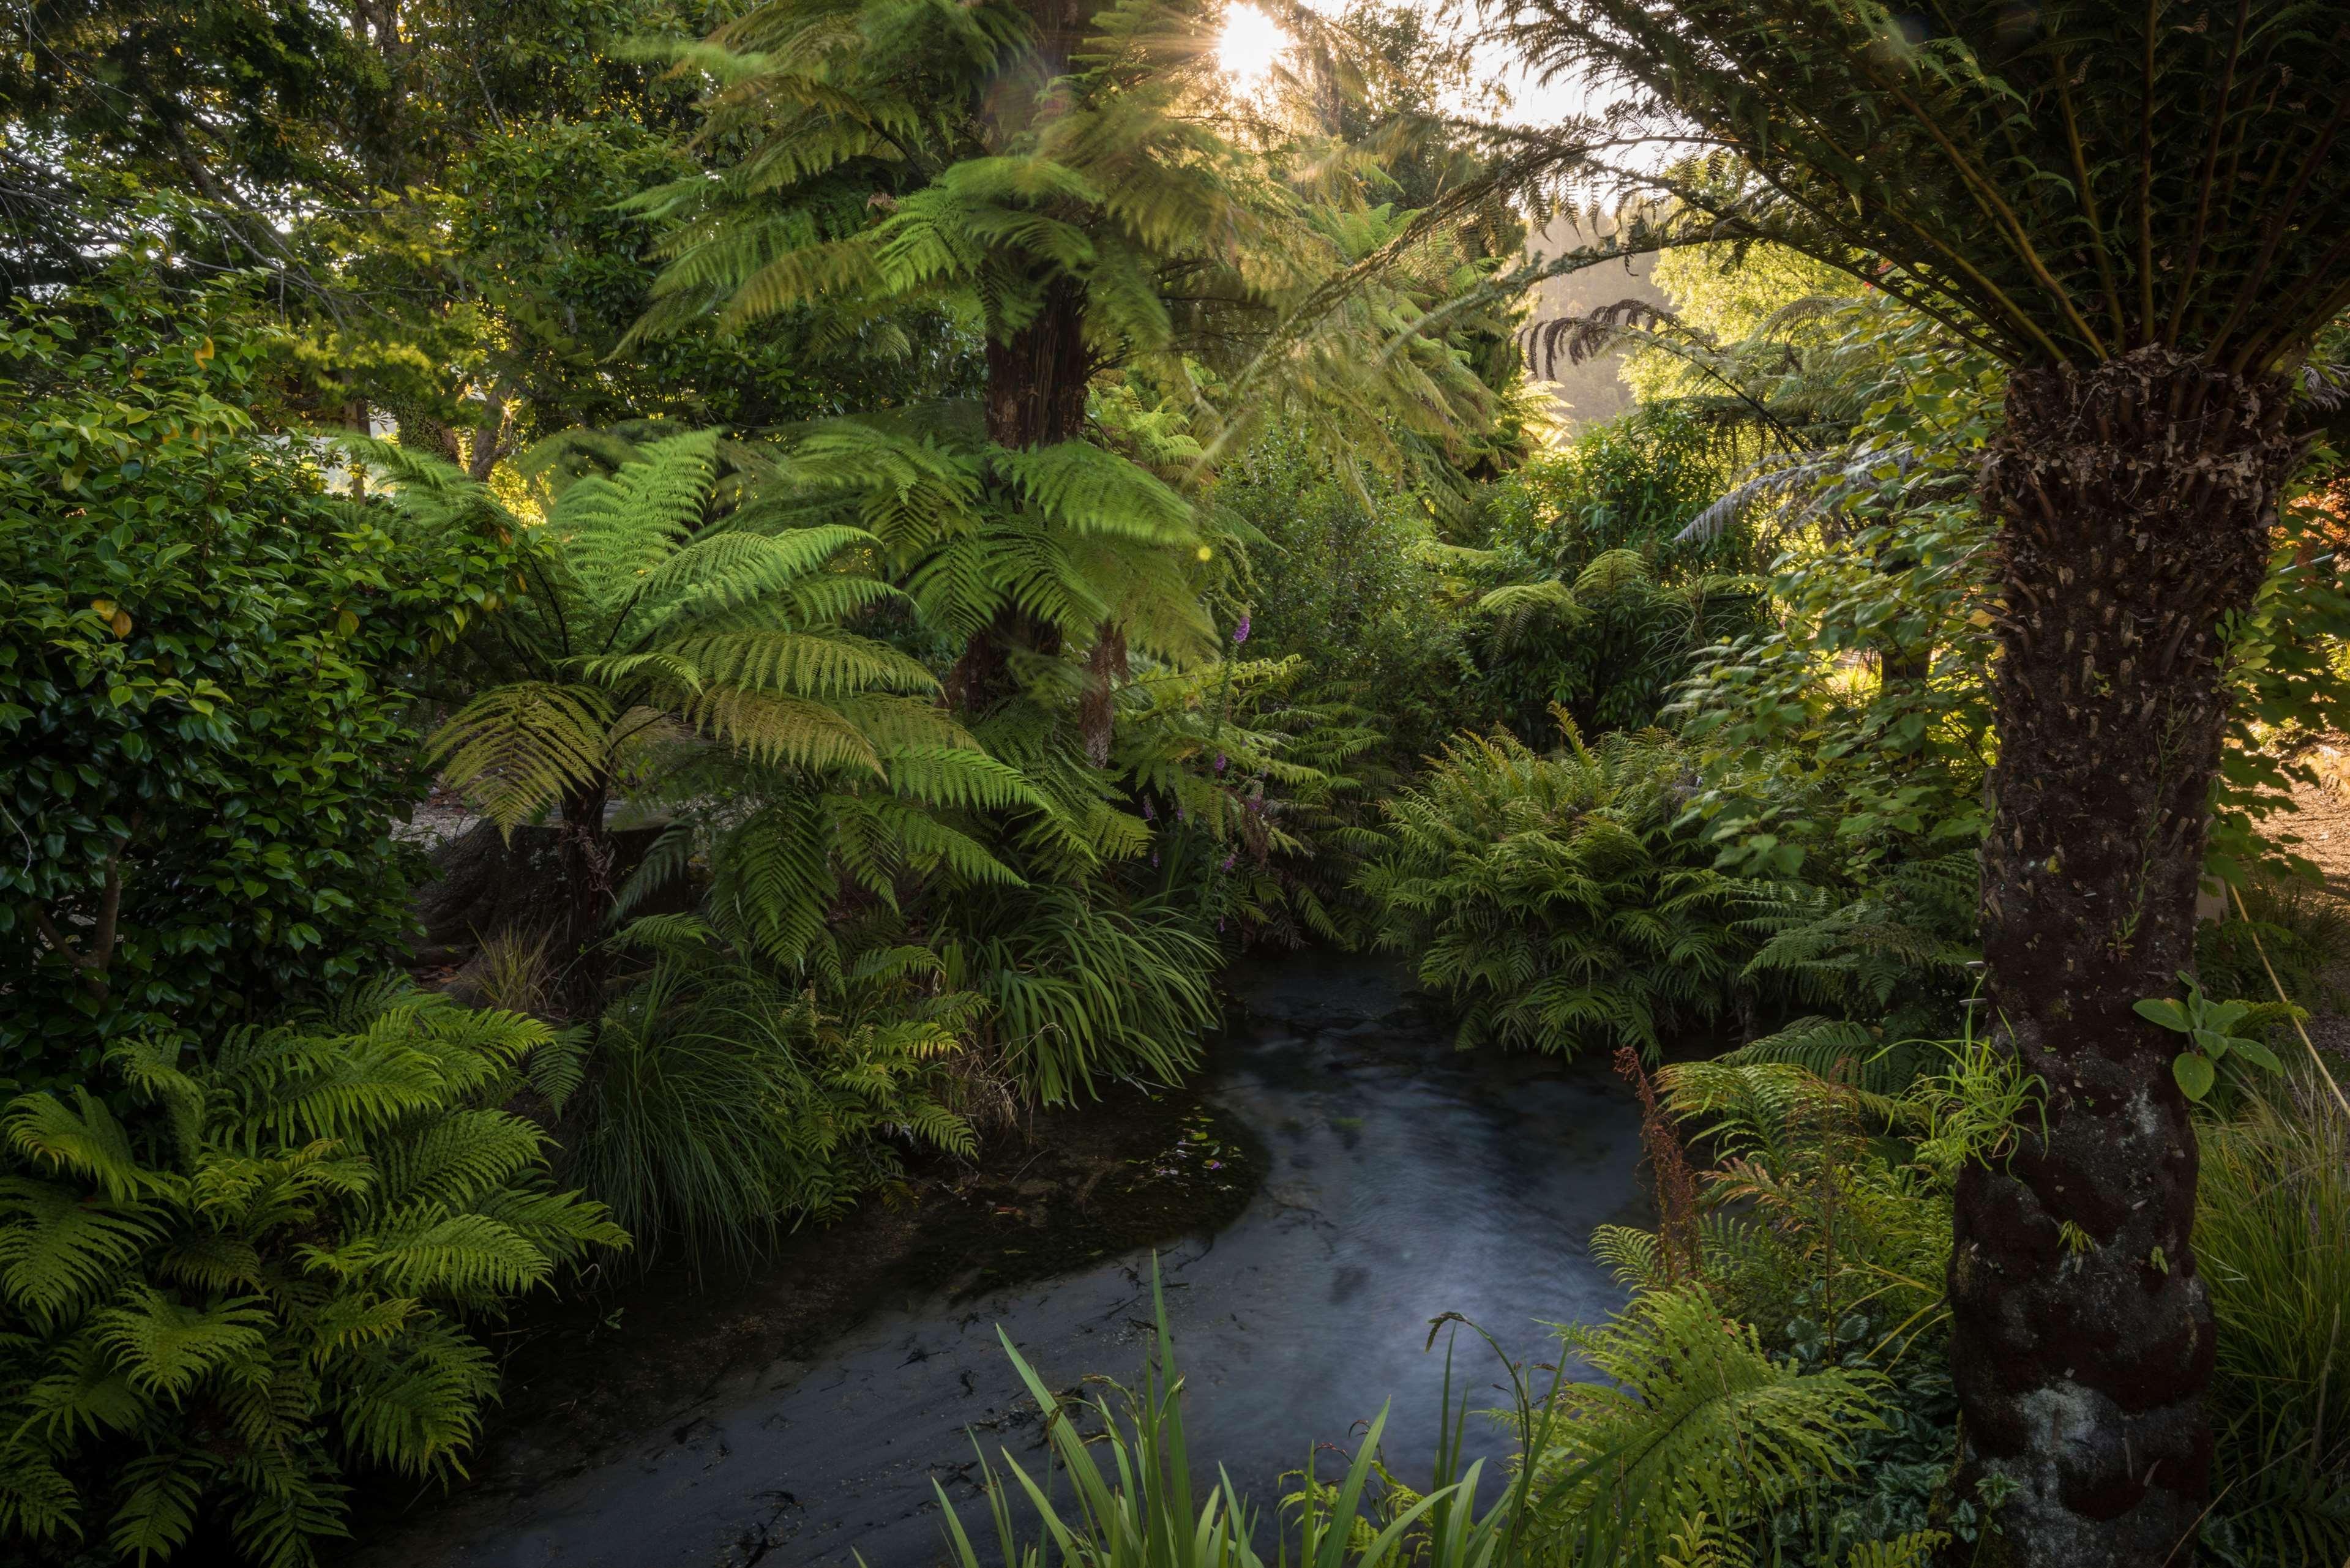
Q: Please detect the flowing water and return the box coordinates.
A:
[432,955,1648,1567]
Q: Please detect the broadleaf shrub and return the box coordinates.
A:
[0,288,508,1084]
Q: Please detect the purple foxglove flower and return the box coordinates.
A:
[1151,852,1161,867]
[1142,799,1155,820]
[1232,614,1251,644]
[1221,853,1235,870]
[1214,753,1227,772]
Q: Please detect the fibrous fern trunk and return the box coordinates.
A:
[557,780,616,1011]
[1954,348,2299,1564]
[951,273,1093,711]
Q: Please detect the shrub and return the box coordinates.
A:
[0,985,625,1567]
[1357,723,1754,1058]
[1464,408,1761,740]
[1473,547,1765,740]
[0,289,506,1085]
[936,884,1220,1105]
[1208,427,1475,764]
[558,922,978,1272]
[1736,851,1981,1066]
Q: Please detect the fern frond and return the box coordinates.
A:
[427,683,617,834]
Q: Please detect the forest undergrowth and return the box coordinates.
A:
[8,0,2350,1564]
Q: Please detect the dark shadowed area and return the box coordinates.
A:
[360,956,1647,1568]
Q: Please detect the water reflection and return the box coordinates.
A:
[433,955,1646,1567]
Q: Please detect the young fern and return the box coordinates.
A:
[1524,1285,1884,1566]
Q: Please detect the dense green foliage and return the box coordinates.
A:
[1207,428,1472,767]
[1360,726,1752,1058]
[1464,410,1765,739]
[0,986,625,1567]
[0,293,505,1085]
[554,922,976,1271]
[13,0,2350,1563]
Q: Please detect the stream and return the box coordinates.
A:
[419,955,1649,1567]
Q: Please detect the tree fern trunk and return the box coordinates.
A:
[556,781,615,1013]
[948,1,1099,716]
[953,272,1091,712]
[1953,348,2298,1564]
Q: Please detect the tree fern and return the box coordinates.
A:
[628,0,1501,722]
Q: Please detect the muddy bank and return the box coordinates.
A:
[353,954,1648,1568]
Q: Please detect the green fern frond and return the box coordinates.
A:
[555,429,719,612]
[656,628,936,699]
[104,1451,208,1566]
[526,1028,593,1117]
[0,1179,159,1323]
[361,1212,559,1300]
[428,683,617,835]
[1533,1284,1884,1558]
[992,441,1194,543]
[95,1288,272,1400]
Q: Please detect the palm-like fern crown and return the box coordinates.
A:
[362,430,964,832]
[749,412,1214,666]
[635,0,1324,386]
[1508,0,2350,370]
[634,0,1502,469]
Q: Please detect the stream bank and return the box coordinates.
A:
[353,953,1648,1567]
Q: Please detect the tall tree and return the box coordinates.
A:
[631,0,1495,717]
[1485,3,2350,1561]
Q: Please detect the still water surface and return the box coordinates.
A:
[443,955,1647,1567]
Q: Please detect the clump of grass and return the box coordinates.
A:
[2197,874,2350,1012]
[460,927,558,1015]
[2199,1072,2350,1566]
[938,1272,1527,1568]
[562,924,978,1277]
